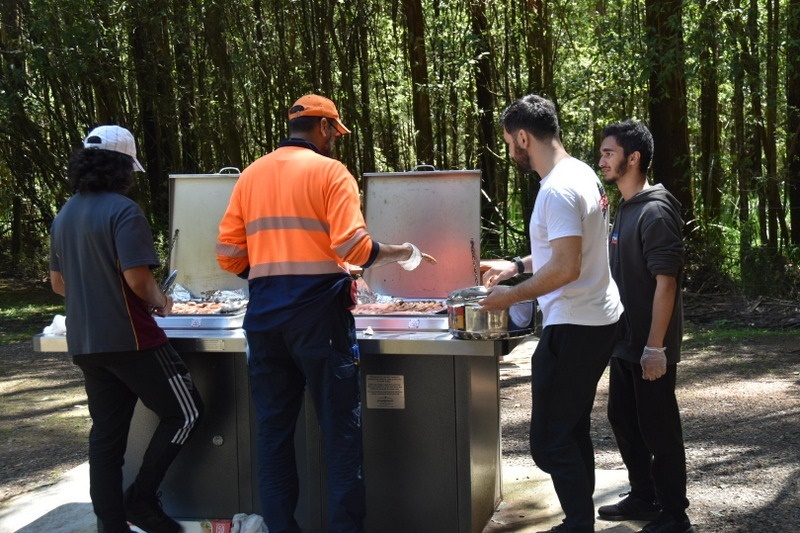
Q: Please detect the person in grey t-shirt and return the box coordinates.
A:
[50,125,203,533]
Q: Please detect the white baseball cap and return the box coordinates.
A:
[83,125,145,172]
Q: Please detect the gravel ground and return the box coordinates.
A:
[1,319,798,532]
[498,329,800,532]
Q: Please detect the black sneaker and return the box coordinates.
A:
[598,492,662,521]
[637,513,696,533]
[123,486,183,533]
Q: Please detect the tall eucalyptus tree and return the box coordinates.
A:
[401,0,434,165]
[470,0,502,250]
[789,0,800,245]
[645,0,693,225]
[697,0,723,226]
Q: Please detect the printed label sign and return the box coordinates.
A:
[366,375,405,409]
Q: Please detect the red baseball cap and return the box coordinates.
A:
[288,94,351,135]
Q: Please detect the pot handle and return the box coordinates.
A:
[412,164,436,172]
[218,167,241,174]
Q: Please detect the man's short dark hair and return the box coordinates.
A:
[499,94,561,141]
[602,120,654,174]
[68,148,135,194]
[289,116,323,135]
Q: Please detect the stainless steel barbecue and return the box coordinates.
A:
[154,169,247,330]
[353,167,481,334]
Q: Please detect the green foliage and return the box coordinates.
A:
[0,0,798,301]
[740,245,800,299]
[682,323,799,346]
[0,279,65,343]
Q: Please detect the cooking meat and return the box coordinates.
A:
[352,300,445,315]
[171,301,226,315]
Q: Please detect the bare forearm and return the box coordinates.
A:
[123,266,168,308]
[647,275,677,348]
[495,259,578,307]
[480,236,581,310]
[50,271,65,296]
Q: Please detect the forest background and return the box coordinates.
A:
[2,0,800,298]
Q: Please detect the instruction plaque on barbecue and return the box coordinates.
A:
[365,375,405,409]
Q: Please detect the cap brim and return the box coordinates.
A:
[132,158,146,172]
[331,118,351,135]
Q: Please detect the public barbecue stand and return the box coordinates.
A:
[33,167,525,533]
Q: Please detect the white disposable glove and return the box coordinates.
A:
[241,513,268,533]
[640,346,667,381]
[230,513,248,533]
[397,242,422,271]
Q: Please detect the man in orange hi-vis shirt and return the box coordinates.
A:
[217,94,435,533]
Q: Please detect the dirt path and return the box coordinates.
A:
[500,329,800,532]
[0,342,89,503]
[1,322,799,532]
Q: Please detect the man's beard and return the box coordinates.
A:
[512,143,533,173]
[321,137,335,158]
[603,160,628,184]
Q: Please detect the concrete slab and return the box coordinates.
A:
[0,460,647,533]
[0,462,95,533]
[483,465,649,532]
[0,462,202,533]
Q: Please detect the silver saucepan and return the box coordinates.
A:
[446,285,509,340]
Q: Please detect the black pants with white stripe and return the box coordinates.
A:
[79,343,203,532]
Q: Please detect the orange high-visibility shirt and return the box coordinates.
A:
[217,145,375,280]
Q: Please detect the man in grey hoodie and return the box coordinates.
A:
[596,120,695,533]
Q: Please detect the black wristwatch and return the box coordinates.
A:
[513,256,525,275]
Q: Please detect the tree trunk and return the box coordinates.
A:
[204,1,244,170]
[526,0,551,97]
[725,0,764,256]
[130,0,181,227]
[698,0,722,225]
[401,0,434,165]
[744,0,767,245]
[357,13,376,174]
[517,0,552,251]
[727,4,750,230]
[764,0,787,248]
[470,0,501,252]
[173,0,198,172]
[0,0,51,269]
[645,0,693,225]
[788,0,800,245]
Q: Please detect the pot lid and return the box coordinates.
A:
[447,285,488,303]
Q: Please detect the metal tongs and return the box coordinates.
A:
[160,269,179,293]
[151,269,178,314]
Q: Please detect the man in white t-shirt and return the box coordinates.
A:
[481,94,623,533]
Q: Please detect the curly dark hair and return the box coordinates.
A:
[68,149,136,194]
